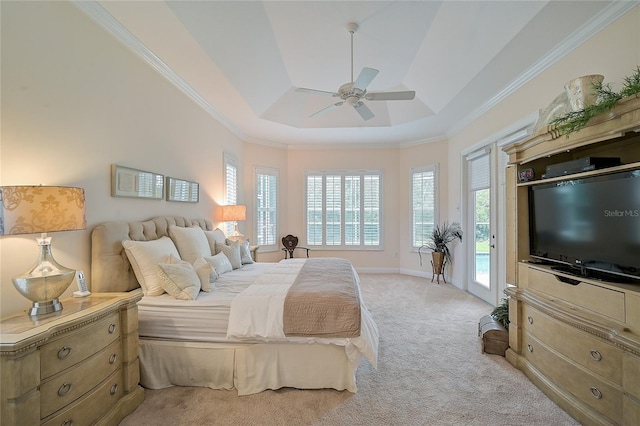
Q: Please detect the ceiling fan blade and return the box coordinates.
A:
[353,67,379,91]
[310,101,344,118]
[353,102,375,121]
[365,91,416,101]
[296,87,339,97]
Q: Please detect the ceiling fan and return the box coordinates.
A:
[296,23,416,121]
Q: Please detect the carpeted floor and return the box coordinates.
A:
[120,273,580,425]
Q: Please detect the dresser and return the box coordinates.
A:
[503,95,640,426]
[1,292,144,425]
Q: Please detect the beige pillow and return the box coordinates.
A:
[204,228,227,255]
[205,252,233,275]
[216,241,242,269]
[158,254,201,300]
[194,256,217,292]
[122,237,180,296]
[169,225,211,264]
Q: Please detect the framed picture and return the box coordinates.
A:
[111,164,164,199]
[166,176,199,203]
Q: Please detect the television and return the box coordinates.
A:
[529,168,640,282]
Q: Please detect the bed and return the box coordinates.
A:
[91,216,378,395]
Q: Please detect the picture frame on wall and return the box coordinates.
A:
[166,176,199,203]
[111,164,164,199]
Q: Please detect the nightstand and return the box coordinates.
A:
[1,291,144,425]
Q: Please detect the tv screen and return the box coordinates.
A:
[529,168,640,282]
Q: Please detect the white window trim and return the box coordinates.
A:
[304,169,384,250]
[411,163,439,251]
[254,166,279,252]
[223,152,239,236]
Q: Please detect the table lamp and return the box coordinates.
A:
[0,185,86,316]
[220,204,246,241]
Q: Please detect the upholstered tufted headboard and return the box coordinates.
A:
[91,216,213,293]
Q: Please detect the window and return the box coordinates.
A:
[255,166,278,250]
[305,170,382,249]
[412,165,438,249]
[224,153,238,236]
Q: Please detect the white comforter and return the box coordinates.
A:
[227,259,378,368]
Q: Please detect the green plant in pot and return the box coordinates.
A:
[421,221,463,274]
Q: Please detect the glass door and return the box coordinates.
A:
[466,144,498,305]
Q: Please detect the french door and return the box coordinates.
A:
[465,144,499,305]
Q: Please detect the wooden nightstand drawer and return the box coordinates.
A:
[523,332,623,424]
[40,339,121,419]
[522,305,623,385]
[40,311,120,380]
[528,268,625,322]
[41,369,123,426]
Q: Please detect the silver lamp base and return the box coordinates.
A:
[12,234,76,316]
[29,299,64,316]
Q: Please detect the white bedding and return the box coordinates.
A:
[137,260,378,369]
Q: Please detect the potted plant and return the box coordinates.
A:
[420,221,463,276]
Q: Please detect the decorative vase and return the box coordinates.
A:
[431,251,445,274]
[564,74,604,111]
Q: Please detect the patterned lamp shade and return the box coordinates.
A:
[220,204,246,222]
[0,186,86,235]
[0,185,86,316]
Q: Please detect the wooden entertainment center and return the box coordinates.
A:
[503,95,640,426]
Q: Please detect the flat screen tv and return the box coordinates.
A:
[529,168,640,282]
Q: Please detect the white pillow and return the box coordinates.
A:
[169,225,211,264]
[216,241,242,269]
[240,240,254,264]
[194,256,217,292]
[158,254,201,300]
[122,237,180,296]
[205,252,233,275]
[204,228,227,255]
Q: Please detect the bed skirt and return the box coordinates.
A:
[138,339,358,395]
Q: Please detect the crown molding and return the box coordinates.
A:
[447,1,638,139]
[71,0,247,142]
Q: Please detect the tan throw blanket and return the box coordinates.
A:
[283,258,361,338]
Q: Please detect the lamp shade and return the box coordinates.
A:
[220,204,246,222]
[0,186,86,235]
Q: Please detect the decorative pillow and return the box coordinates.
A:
[194,256,217,292]
[122,237,181,296]
[204,228,227,255]
[226,238,254,264]
[204,252,233,275]
[158,254,201,300]
[169,225,211,264]
[216,241,242,269]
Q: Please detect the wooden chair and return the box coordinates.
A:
[281,234,310,259]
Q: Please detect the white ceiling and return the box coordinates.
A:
[78,1,631,148]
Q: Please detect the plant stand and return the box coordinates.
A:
[431,256,447,284]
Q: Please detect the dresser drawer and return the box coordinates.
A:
[40,312,120,380]
[528,268,625,322]
[522,304,623,385]
[41,368,123,426]
[40,339,121,419]
[523,332,622,424]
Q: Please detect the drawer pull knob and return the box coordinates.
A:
[527,344,533,353]
[109,353,117,364]
[589,349,602,362]
[57,346,72,360]
[590,387,602,400]
[108,323,117,334]
[61,420,73,426]
[58,382,72,397]
[110,384,118,395]
[527,316,533,325]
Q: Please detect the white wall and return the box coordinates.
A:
[1,1,246,316]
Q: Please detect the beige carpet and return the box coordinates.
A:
[120,274,579,425]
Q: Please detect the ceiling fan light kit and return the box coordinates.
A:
[296,22,415,121]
